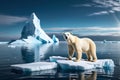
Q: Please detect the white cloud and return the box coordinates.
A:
[72,4,93,7]
[44,27,120,36]
[109,10,114,13]
[81,4,92,7]
[88,11,109,16]
[88,0,120,16]
[44,27,120,31]
[93,0,120,11]
[73,0,120,16]
[112,7,120,11]
[0,15,28,25]
[93,0,113,8]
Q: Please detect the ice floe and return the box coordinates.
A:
[50,56,115,71]
[11,62,57,72]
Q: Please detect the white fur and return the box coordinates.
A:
[63,32,97,62]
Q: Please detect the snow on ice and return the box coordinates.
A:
[50,56,115,71]
[11,56,114,74]
[11,62,57,72]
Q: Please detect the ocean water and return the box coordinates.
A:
[0,41,120,80]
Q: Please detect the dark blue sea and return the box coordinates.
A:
[0,41,120,80]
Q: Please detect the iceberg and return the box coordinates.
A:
[8,40,26,47]
[9,12,59,46]
[50,56,115,71]
[11,62,57,72]
[23,36,42,44]
[8,36,41,47]
[21,13,53,43]
[52,35,59,43]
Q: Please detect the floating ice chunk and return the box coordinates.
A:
[52,35,59,43]
[49,56,67,62]
[50,56,115,71]
[93,59,115,68]
[57,60,95,70]
[23,36,41,44]
[11,62,57,72]
[103,40,107,43]
[8,36,42,47]
[9,40,26,45]
[0,42,8,44]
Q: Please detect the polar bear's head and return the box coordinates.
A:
[63,32,73,40]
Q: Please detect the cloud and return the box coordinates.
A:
[90,0,120,16]
[88,11,109,16]
[44,27,120,31]
[112,7,120,11]
[72,0,120,16]
[93,0,113,8]
[0,14,28,25]
[44,27,120,36]
[72,4,92,7]
[93,0,120,7]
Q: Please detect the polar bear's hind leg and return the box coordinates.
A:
[86,51,93,61]
[90,45,97,62]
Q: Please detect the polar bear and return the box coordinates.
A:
[63,32,97,62]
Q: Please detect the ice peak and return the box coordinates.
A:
[30,12,40,22]
[31,12,37,18]
[32,12,36,16]
[29,12,41,29]
[21,12,54,43]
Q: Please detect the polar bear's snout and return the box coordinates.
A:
[63,32,69,40]
[64,35,68,39]
[63,34,67,40]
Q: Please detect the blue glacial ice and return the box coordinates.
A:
[50,56,115,71]
[52,35,59,43]
[9,13,59,46]
[11,62,57,72]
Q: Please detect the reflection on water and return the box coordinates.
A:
[16,70,114,80]
[18,42,116,80]
[21,42,67,63]
[78,71,97,80]
[21,43,53,63]
[2,41,120,80]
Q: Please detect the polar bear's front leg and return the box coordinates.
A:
[74,44,82,62]
[75,49,82,62]
[68,45,74,60]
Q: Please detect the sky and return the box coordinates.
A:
[0,0,120,40]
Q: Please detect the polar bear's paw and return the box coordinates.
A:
[74,59,80,62]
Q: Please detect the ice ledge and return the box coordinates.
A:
[11,56,115,75]
[50,56,115,71]
[11,62,57,72]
